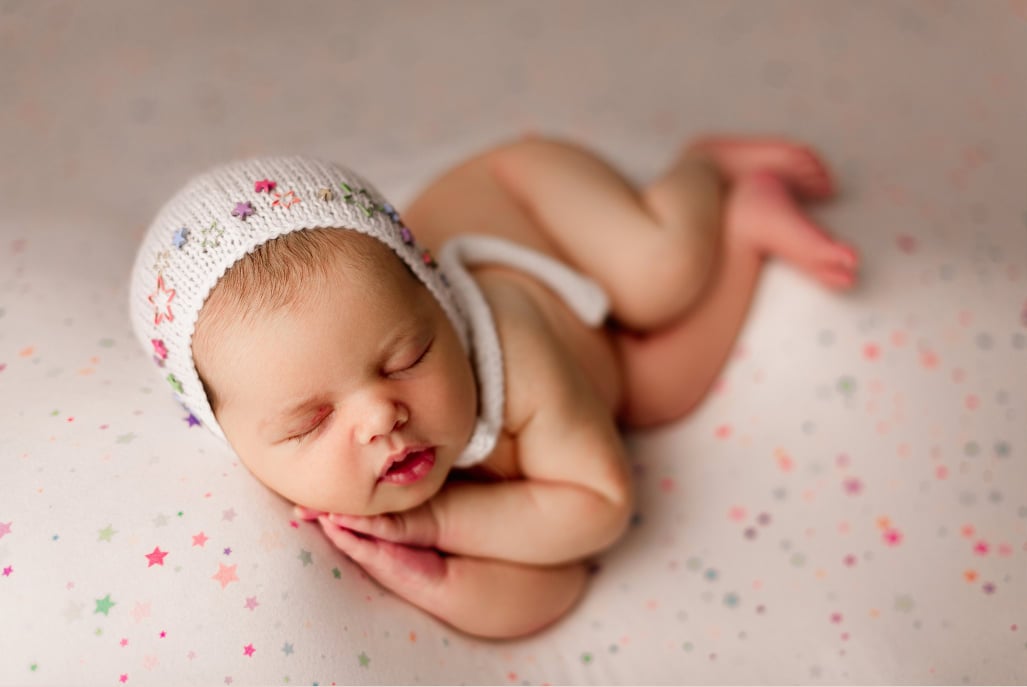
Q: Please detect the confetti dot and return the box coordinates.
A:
[723,593,740,608]
[894,595,915,612]
[704,568,719,581]
[836,376,857,396]
[964,441,980,457]
[790,553,806,567]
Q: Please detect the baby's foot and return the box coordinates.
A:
[688,136,835,201]
[727,171,858,290]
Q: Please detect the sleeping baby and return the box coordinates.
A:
[130,135,857,638]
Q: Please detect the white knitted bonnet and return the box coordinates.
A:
[129,155,500,464]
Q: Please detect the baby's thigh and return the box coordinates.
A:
[403,142,562,257]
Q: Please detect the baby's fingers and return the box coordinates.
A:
[318,516,447,588]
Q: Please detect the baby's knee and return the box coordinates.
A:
[610,228,715,327]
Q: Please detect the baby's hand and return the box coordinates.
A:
[324,503,439,548]
[316,516,447,589]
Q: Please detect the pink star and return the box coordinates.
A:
[830,612,843,624]
[973,540,989,555]
[244,596,259,611]
[145,547,168,567]
[212,563,239,589]
[119,675,128,684]
[0,521,12,539]
[2,566,12,576]
[151,339,168,361]
[192,532,209,547]
[120,638,129,647]
[843,478,863,495]
[243,643,255,657]
[147,274,176,325]
[131,602,151,622]
[159,630,167,638]
[254,179,276,193]
[883,528,903,546]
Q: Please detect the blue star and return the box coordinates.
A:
[172,227,190,249]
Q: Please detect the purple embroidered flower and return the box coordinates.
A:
[232,201,255,221]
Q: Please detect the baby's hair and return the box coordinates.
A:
[193,228,394,413]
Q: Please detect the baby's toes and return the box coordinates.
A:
[791,149,835,200]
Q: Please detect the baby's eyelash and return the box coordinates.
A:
[408,340,433,368]
[288,410,332,443]
[387,339,433,376]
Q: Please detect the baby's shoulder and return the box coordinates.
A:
[474,268,603,429]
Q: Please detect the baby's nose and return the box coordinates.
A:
[355,399,408,445]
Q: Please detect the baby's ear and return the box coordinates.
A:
[293,505,325,521]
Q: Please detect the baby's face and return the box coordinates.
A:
[195,241,478,515]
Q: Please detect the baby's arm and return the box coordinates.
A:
[332,278,635,565]
[317,518,587,639]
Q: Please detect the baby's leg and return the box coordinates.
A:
[617,171,858,428]
[488,138,725,330]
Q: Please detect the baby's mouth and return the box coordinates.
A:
[379,447,436,485]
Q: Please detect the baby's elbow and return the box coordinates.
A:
[589,471,635,553]
[605,481,635,549]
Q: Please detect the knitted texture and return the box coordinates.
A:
[129,156,490,455]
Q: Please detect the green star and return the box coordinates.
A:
[115,433,136,444]
[298,550,313,566]
[357,652,370,668]
[581,652,593,664]
[29,663,38,672]
[94,594,116,615]
[97,525,116,543]
[332,567,341,579]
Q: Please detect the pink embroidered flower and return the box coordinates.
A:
[148,274,176,325]
[254,179,276,193]
[151,339,168,361]
[271,190,301,209]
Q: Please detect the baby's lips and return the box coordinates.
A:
[293,505,326,521]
